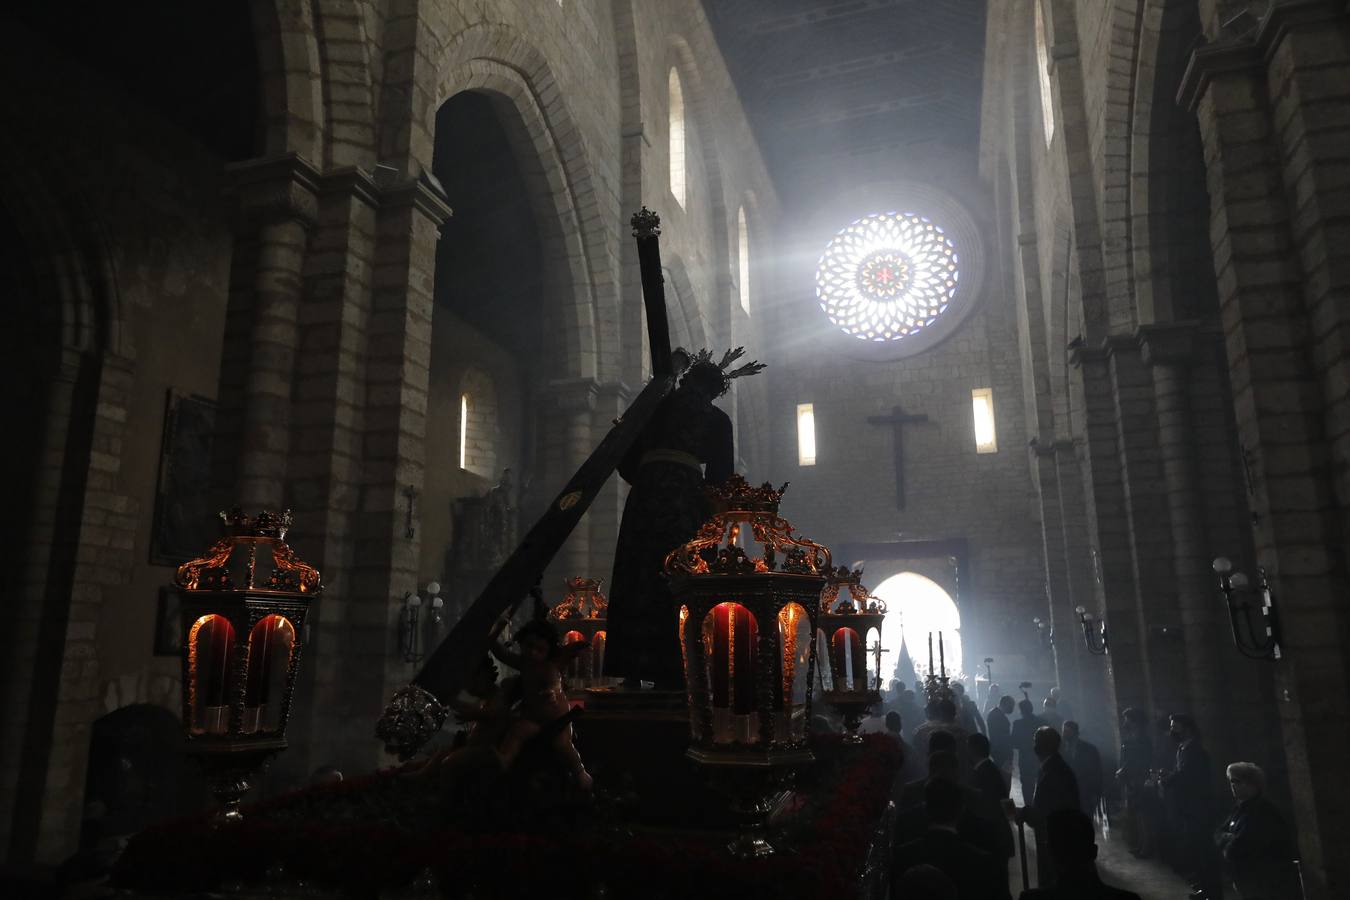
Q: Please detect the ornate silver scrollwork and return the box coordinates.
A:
[375,684,447,760]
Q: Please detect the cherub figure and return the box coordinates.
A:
[490,616,593,790]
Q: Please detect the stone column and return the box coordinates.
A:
[1068,344,1155,715]
[540,377,600,587]
[227,154,320,510]
[1138,322,1229,748]
[1181,11,1350,894]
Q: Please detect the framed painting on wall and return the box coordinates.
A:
[148,390,218,566]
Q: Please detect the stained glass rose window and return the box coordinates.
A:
[815,212,960,342]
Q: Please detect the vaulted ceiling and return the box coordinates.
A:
[704,0,988,202]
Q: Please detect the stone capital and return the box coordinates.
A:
[226,152,322,229]
[541,377,600,414]
[593,380,634,410]
[1137,321,1202,368]
[318,166,382,209]
[1178,0,1344,110]
[378,170,453,227]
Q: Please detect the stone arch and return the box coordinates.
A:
[311,0,378,169]
[669,34,732,341]
[1097,0,1147,332]
[1041,0,1113,343]
[428,28,612,381]
[1129,0,1215,325]
[662,254,711,352]
[613,0,648,383]
[249,0,325,162]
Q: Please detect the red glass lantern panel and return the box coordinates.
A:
[701,602,759,743]
[777,602,812,742]
[243,615,295,734]
[831,626,866,691]
[188,614,236,734]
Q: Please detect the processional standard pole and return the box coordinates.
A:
[375,209,679,760]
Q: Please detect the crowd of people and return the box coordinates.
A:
[866,679,1297,899]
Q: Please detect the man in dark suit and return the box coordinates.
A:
[1013,726,1080,887]
[1161,714,1220,900]
[895,747,1006,861]
[1061,720,1103,819]
[986,695,1015,774]
[1019,810,1142,899]
[893,778,1011,900]
[1010,699,1045,800]
[969,732,1015,876]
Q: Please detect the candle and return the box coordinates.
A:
[928,631,934,676]
[939,631,946,679]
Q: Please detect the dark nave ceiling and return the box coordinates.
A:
[704,0,988,200]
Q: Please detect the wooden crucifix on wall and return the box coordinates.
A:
[867,403,930,510]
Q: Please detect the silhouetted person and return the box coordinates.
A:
[1010,698,1045,799]
[969,732,1014,870]
[953,681,985,735]
[895,744,1004,861]
[1019,809,1142,899]
[1162,714,1220,900]
[987,695,1015,773]
[1013,726,1080,887]
[896,863,958,900]
[1041,695,1064,732]
[898,738,959,810]
[1062,720,1102,819]
[1116,707,1156,857]
[1215,762,1296,900]
[893,778,1010,900]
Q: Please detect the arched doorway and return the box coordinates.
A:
[872,572,963,682]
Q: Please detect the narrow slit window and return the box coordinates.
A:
[797,403,817,466]
[737,206,751,314]
[459,393,469,469]
[669,68,686,208]
[972,388,997,453]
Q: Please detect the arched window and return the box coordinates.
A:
[669,67,686,209]
[1035,0,1055,145]
[457,369,498,478]
[737,206,751,314]
[872,572,963,680]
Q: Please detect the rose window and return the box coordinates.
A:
[815,212,960,342]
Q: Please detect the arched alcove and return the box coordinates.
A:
[872,571,963,681]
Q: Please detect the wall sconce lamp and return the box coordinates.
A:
[400,581,444,664]
[1213,557,1282,660]
[1074,606,1109,656]
[1032,616,1053,648]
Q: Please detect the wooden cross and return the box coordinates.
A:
[866,404,929,509]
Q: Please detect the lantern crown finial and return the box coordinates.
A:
[175,507,321,594]
[221,507,293,539]
[705,474,789,516]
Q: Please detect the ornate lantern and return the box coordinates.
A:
[666,476,830,857]
[548,577,610,689]
[818,567,887,743]
[174,509,320,821]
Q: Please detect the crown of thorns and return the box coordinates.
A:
[684,347,767,396]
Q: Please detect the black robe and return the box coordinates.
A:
[604,387,733,685]
[1027,753,1080,886]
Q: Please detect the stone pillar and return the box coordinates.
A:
[590,381,633,585]
[342,173,451,772]
[227,154,320,510]
[1031,437,1114,743]
[281,167,382,784]
[1138,322,1230,749]
[540,377,600,587]
[1181,9,1350,893]
[1069,345,1154,715]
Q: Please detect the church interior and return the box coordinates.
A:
[2,1,1348,898]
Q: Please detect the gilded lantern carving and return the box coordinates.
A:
[818,567,887,743]
[666,476,830,857]
[548,577,610,688]
[174,508,320,820]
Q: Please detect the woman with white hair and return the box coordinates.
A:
[1214,761,1296,899]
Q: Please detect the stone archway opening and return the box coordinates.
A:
[872,571,963,683]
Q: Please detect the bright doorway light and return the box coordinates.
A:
[872,571,962,681]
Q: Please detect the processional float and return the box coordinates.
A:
[375,209,682,759]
